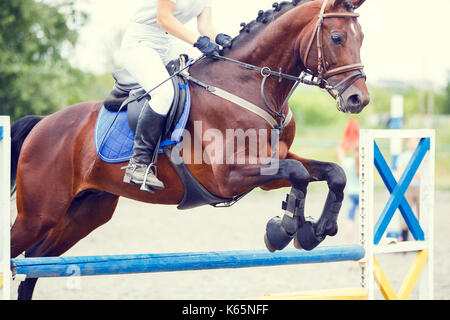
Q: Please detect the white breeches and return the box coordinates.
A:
[120,23,180,116]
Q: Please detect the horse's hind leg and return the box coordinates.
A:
[16,190,119,300]
[10,175,74,259]
[11,189,72,299]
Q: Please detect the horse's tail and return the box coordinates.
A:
[10,115,43,194]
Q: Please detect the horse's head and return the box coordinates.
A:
[299,0,370,114]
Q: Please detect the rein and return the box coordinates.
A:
[183,0,366,159]
[215,55,322,124]
[209,0,366,125]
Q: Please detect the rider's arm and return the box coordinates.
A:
[157,0,198,45]
[197,6,218,42]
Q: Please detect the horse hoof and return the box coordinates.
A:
[296,221,323,251]
[293,236,303,250]
[264,233,277,253]
[328,225,338,237]
[264,217,294,252]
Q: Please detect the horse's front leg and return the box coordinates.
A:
[288,152,347,250]
[222,158,311,252]
[259,152,347,251]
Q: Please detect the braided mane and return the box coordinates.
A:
[225,0,313,51]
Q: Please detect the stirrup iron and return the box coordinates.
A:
[140,164,156,193]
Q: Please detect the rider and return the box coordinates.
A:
[120,0,232,192]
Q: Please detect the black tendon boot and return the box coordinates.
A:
[123,103,166,193]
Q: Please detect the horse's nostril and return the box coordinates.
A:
[348,94,361,108]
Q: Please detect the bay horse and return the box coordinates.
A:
[9,0,369,299]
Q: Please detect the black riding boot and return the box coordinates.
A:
[123,102,166,193]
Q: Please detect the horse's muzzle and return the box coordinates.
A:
[342,92,370,114]
[338,81,370,114]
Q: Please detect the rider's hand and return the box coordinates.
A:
[215,33,232,48]
[194,36,220,58]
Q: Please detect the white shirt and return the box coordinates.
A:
[132,0,213,26]
[121,0,213,66]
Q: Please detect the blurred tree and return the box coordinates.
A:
[289,87,339,126]
[0,0,97,121]
[441,81,450,114]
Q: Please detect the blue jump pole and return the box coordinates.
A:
[11,245,365,279]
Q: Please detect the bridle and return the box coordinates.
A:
[212,0,366,127]
[302,0,366,110]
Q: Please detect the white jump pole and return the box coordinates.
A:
[0,116,11,300]
[387,95,404,239]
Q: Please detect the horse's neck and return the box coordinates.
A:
[227,6,313,108]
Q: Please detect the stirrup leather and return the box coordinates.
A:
[140,164,157,193]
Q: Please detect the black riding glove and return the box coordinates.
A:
[215,33,232,48]
[194,36,220,58]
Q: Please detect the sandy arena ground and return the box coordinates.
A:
[6,189,450,300]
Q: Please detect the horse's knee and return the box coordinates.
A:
[327,163,346,193]
[284,159,310,189]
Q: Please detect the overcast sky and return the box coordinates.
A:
[69,0,450,88]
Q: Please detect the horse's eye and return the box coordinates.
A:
[331,34,344,45]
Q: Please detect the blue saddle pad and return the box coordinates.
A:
[94,81,191,164]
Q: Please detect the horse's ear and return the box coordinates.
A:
[331,0,345,8]
[353,0,366,8]
[332,0,366,9]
